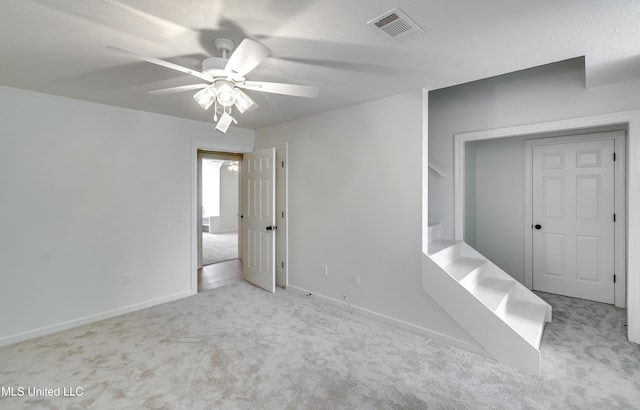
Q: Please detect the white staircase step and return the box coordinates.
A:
[500,299,549,348]
[469,277,515,311]
[444,257,486,281]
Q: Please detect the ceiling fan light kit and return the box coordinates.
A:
[108,37,319,134]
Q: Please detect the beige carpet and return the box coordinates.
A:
[202,232,238,265]
[0,283,639,409]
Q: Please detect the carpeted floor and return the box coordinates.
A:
[0,283,638,409]
[202,232,238,265]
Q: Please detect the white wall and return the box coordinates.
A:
[202,159,222,218]
[218,164,239,233]
[255,91,478,349]
[0,85,253,345]
[429,57,640,239]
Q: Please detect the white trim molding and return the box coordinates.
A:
[286,285,487,357]
[453,110,640,344]
[422,89,430,254]
[0,291,193,347]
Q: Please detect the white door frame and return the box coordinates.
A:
[190,141,289,294]
[197,151,243,268]
[452,109,640,344]
[190,141,252,294]
[275,147,288,288]
[524,132,626,307]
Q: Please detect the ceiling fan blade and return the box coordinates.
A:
[148,84,209,95]
[239,81,319,98]
[224,39,270,79]
[106,45,213,82]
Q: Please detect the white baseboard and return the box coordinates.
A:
[285,285,487,358]
[0,290,195,347]
[208,229,238,234]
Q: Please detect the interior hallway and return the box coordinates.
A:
[198,259,242,292]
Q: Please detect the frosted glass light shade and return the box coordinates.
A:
[193,86,216,110]
[233,88,256,113]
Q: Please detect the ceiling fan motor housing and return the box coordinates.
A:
[202,57,226,77]
[203,38,236,78]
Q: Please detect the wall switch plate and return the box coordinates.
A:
[122,273,132,286]
[321,264,328,277]
[353,273,360,285]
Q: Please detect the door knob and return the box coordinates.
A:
[534,224,542,230]
[266,226,278,231]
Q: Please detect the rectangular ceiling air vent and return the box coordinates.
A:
[367,7,424,43]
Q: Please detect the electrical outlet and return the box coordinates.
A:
[353,273,360,285]
[122,273,132,286]
[321,264,328,277]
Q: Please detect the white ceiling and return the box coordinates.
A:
[1,0,640,130]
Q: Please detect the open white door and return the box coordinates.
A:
[242,148,276,292]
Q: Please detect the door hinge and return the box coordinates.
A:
[614,274,617,283]
[613,152,617,161]
[282,161,285,168]
[281,211,285,218]
[281,261,285,269]
[614,213,617,222]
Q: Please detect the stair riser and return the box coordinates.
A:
[494,290,513,318]
[460,266,484,290]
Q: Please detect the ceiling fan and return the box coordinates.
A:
[107,38,320,133]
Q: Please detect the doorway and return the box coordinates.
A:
[525,131,626,306]
[457,128,626,307]
[194,147,288,293]
[240,147,288,292]
[530,137,614,303]
[197,150,243,291]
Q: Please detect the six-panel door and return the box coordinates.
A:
[532,139,615,303]
[242,148,276,293]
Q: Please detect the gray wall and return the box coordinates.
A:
[465,137,528,283]
[464,141,477,247]
[429,57,640,240]
[0,85,254,344]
